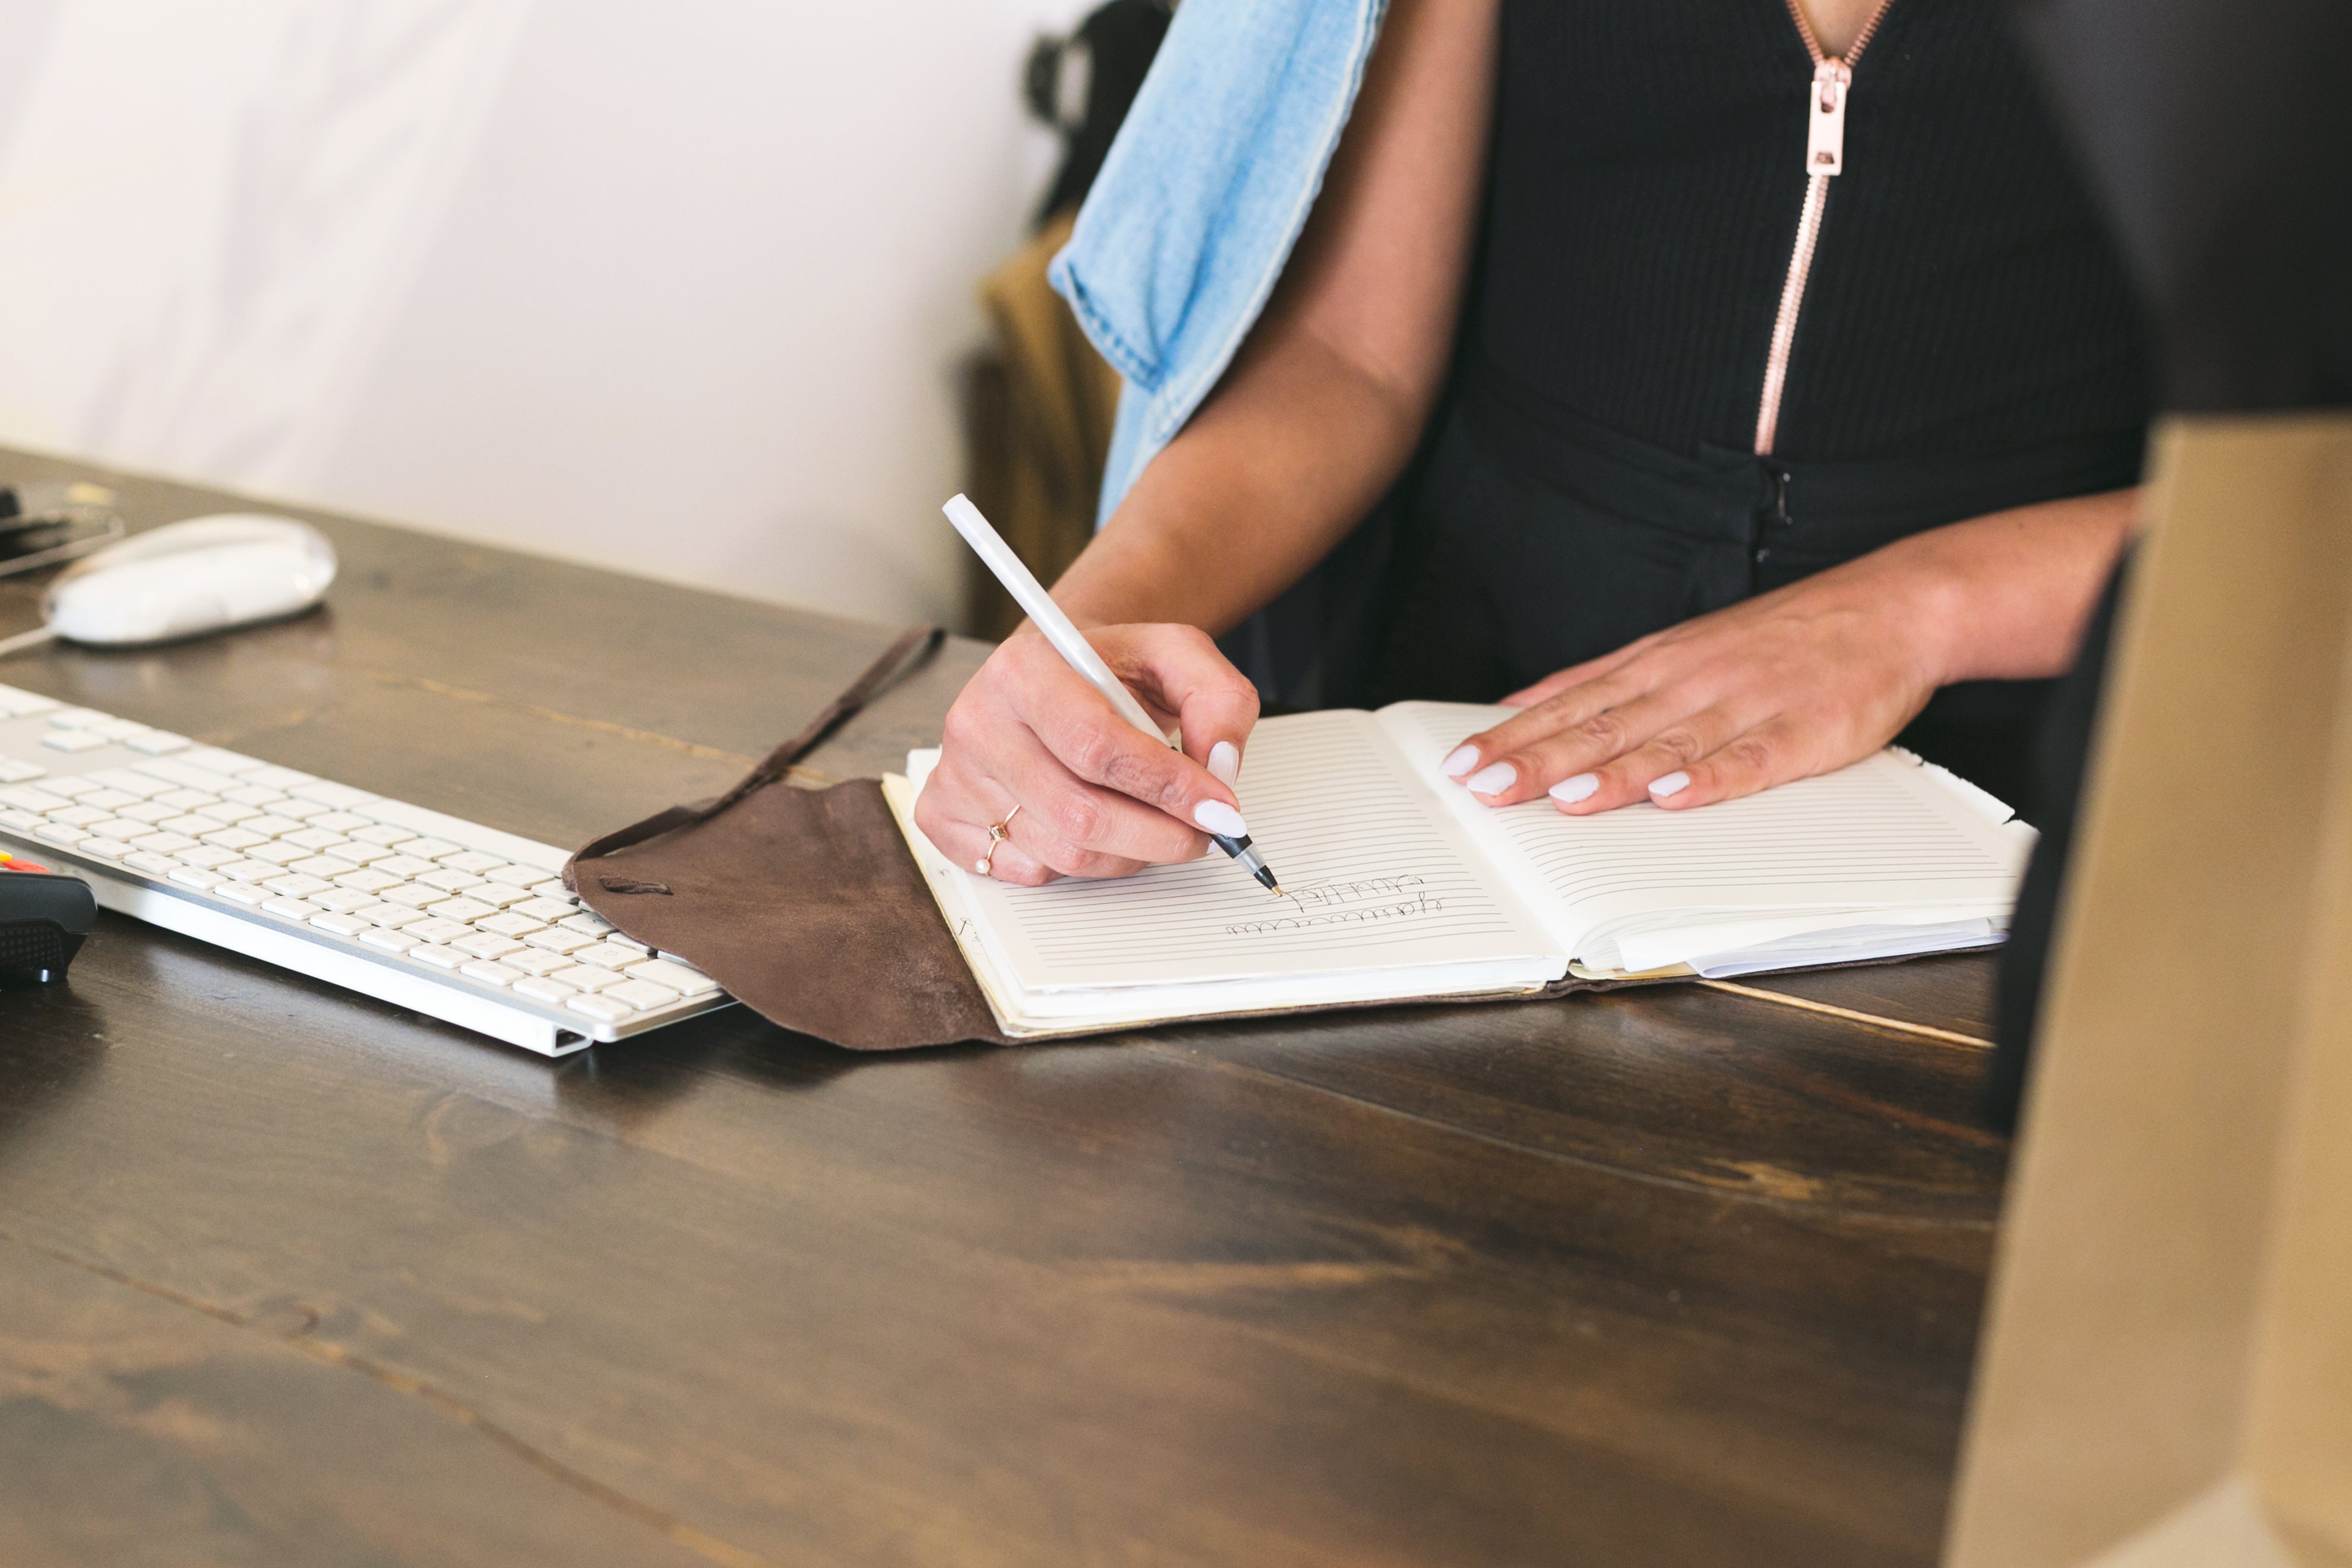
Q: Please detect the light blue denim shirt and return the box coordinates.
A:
[1049,0,1388,526]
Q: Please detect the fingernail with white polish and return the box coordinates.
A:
[1207,740,1241,785]
[1649,772,1691,799]
[1464,763,1516,797]
[1194,800,1249,837]
[1440,744,1480,778]
[1550,773,1599,804]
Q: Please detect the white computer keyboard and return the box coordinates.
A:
[0,682,731,1055]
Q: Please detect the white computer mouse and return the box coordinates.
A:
[42,514,337,646]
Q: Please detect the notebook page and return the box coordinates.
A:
[906,708,1563,995]
[1377,701,2035,969]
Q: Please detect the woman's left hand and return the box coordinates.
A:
[1441,555,1945,813]
[1436,491,2137,814]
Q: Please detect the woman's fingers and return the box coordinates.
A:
[1472,701,1746,809]
[1636,717,1811,812]
[1108,622,1263,782]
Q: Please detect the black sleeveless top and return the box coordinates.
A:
[1358,0,2153,815]
[1475,0,2149,460]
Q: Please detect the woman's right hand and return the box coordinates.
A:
[913,622,1262,886]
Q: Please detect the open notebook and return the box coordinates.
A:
[881,703,2035,1038]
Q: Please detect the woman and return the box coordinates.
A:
[918,0,2147,886]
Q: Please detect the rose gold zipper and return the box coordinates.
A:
[1752,0,1896,456]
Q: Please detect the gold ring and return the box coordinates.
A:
[973,803,1022,876]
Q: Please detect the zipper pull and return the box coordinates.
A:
[1807,59,1852,175]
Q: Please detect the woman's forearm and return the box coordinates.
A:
[1899,486,2139,685]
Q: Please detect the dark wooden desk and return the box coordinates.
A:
[0,453,2007,1567]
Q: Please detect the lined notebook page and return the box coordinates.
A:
[909,708,1560,994]
[1379,702,2034,966]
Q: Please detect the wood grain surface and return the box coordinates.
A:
[0,451,2006,1566]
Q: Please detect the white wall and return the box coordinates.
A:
[0,0,1089,628]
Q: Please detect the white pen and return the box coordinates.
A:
[941,493,1281,894]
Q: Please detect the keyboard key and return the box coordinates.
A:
[625,959,720,997]
[511,897,576,924]
[604,978,681,1010]
[564,993,634,1023]
[287,855,350,878]
[168,867,227,891]
[573,941,646,971]
[216,859,282,881]
[482,862,545,889]
[0,807,39,830]
[353,902,428,930]
[358,927,419,954]
[475,912,545,938]
[262,897,322,920]
[40,731,106,753]
[48,805,111,827]
[333,868,400,893]
[349,823,412,848]
[78,789,141,812]
[81,837,135,860]
[404,916,473,946]
[85,717,145,741]
[288,780,377,810]
[173,846,240,869]
[241,813,306,837]
[46,707,106,729]
[322,840,392,867]
[512,976,578,1004]
[249,842,313,865]
[127,833,201,855]
[0,757,46,783]
[193,801,261,825]
[381,883,450,910]
[124,731,191,755]
[0,786,72,813]
[201,827,270,852]
[84,768,169,798]
[309,912,371,937]
[135,761,241,795]
[521,927,599,955]
[431,897,496,924]
[43,776,115,800]
[441,851,507,875]
[0,687,58,717]
[372,854,437,878]
[116,801,178,825]
[33,823,90,846]
[394,837,463,861]
[505,949,576,977]
[124,851,180,874]
[418,867,484,894]
[245,766,315,791]
[223,784,290,808]
[308,810,374,834]
[217,881,271,906]
[154,788,220,811]
[311,889,376,915]
[283,827,347,852]
[453,932,526,961]
[407,944,468,970]
[464,883,532,909]
[550,965,623,992]
[264,874,335,898]
[181,748,267,777]
[460,960,523,987]
[557,912,614,937]
[159,814,219,836]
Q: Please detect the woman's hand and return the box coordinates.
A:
[1437,491,2136,814]
[915,623,1260,885]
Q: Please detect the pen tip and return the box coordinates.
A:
[1267,884,1282,897]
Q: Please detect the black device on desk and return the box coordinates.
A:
[0,853,96,986]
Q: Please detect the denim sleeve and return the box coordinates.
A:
[1049,0,1387,523]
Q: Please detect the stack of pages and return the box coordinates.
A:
[884,702,2035,1038]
